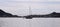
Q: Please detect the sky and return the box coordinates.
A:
[0,0,60,16]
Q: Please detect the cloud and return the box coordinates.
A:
[48,0,60,2]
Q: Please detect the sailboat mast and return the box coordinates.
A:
[29,6,32,15]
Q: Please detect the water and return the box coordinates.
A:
[0,18,60,27]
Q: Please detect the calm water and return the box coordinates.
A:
[0,18,60,27]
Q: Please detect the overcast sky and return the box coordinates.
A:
[0,0,60,16]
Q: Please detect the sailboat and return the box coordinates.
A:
[25,6,33,19]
